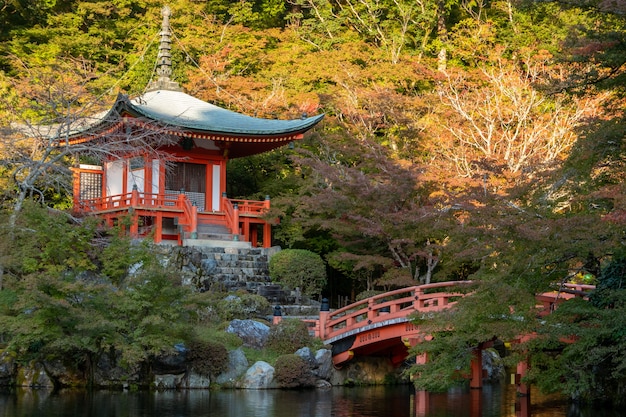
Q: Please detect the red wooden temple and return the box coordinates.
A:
[68,7,323,247]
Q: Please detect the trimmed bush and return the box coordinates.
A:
[269,249,327,298]
[186,339,229,378]
[265,319,313,355]
[273,354,315,388]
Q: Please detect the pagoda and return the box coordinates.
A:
[69,6,323,247]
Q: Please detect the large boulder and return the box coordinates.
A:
[226,319,270,349]
[240,361,275,389]
[313,349,333,381]
[216,348,249,387]
[483,348,506,382]
[182,372,211,389]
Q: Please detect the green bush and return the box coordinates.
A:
[273,354,315,388]
[269,249,327,298]
[265,319,313,355]
[216,292,271,321]
[186,339,229,378]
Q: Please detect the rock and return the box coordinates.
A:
[16,362,54,388]
[482,348,506,382]
[315,379,332,389]
[216,348,249,387]
[154,373,185,390]
[295,347,316,367]
[0,351,16,386]
[240,361,275,389]
[42,360,83,387]
[329,357,397,386]
[153,344,188,374]
[226,319,270,349]
[93,352,144,388]
[313,349,333,381]
[182,372,211,389]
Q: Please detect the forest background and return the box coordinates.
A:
[1,0,626,404]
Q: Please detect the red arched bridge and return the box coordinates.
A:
[276,280,594,388]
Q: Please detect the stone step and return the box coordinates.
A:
[183,238,251,249]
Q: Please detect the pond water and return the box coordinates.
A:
[0,383,620,417]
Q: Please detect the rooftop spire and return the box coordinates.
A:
[146,6,182,92]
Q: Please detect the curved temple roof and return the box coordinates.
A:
[127,90,324,136]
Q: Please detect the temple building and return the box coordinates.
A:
[69,6,323,247]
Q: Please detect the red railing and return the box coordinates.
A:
[305,281,597,342]
[77,190,198,239]
[77,191,183,213]
[309,281,474,341]
[221,195,270,236]
[535,283,595,316]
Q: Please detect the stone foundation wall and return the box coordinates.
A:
[168,246,278,293]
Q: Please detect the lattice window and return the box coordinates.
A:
[80,172,102,200]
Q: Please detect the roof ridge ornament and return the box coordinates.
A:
[146,5,182,92]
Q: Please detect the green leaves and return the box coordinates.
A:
[269,248,327,297]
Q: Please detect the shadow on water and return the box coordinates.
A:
[0,383,621,417]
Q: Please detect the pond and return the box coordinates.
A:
[0,383,620,417]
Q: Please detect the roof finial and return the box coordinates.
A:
[146,5,182,92]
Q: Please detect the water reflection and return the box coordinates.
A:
[0,384,621,417]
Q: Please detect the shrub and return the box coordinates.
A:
[269,249,327,298]
[186,339,229,378]
[265,319,313,355]
[273,354,315,388]
[216,292,272,321]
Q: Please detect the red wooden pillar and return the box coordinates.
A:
[470,345,483,389]
[129,186,140,238]
[242,218,250,243]
[516,358,530,396]
[250,225,259,248]
[71,168,80,212]
[414,390,429,417]
[263,222,271,248]
[233,203,240,237]
[470,388,482,417]
[516,393,531,417]
[155,212,163,243]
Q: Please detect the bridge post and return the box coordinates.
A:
[319,298,330,339]
[272,305,283,325]
[413,287,424,310]
[414,390,429,417]
[470,345,483,389]
[516,358,530,396]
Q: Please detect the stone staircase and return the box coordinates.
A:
[174,245,279,293]
[182,223,250,249]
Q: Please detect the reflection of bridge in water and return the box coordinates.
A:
[274,280,595,398]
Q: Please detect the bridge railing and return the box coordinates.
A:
[314,281,474,340]
[536,283,596,315]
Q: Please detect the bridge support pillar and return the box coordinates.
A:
[414,390,429,417]
[515,359,530,396]
[470,346,483,389]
